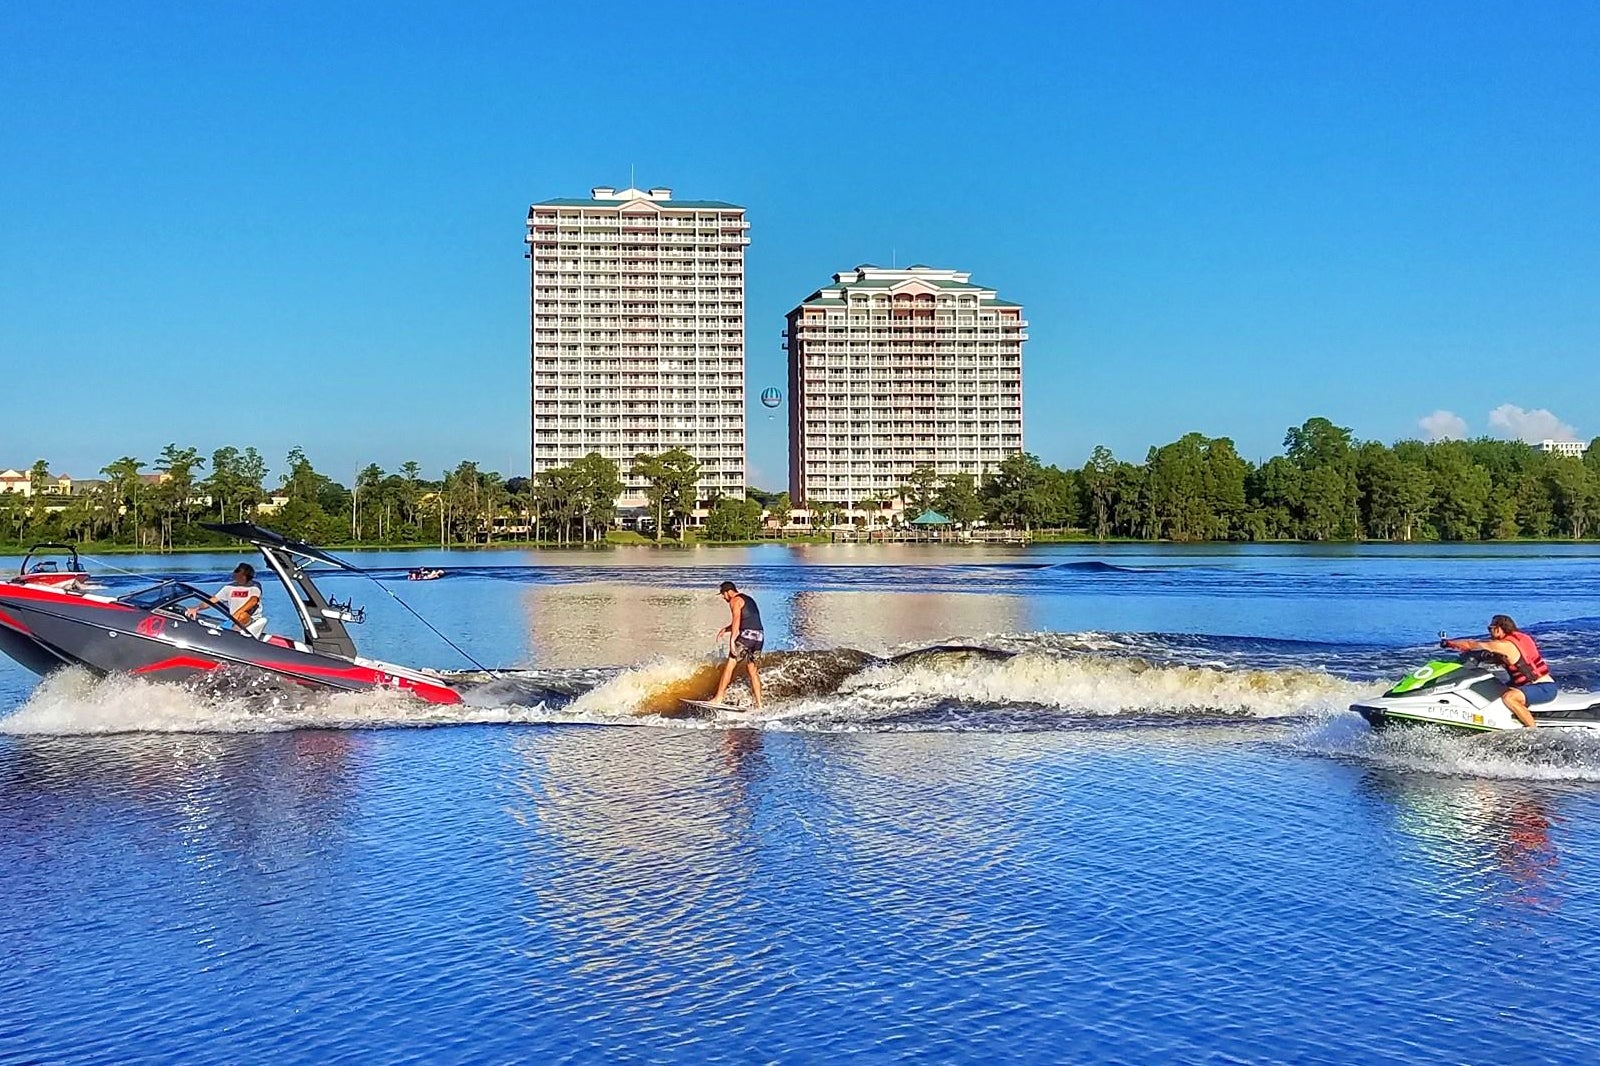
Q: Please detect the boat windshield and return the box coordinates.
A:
[118,581,212,612]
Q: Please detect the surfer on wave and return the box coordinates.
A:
[711,581,764,709]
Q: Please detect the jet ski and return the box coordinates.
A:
[1352,648,1600,733]
[0,522,461,705]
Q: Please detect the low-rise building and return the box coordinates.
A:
[0,469,73,497]
[1538,439,1589,458]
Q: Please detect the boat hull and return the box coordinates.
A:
[0,584,461,705]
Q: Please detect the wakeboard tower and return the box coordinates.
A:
[12,543,90,590]
[1352,648,1600,733]
[0,523,461,705]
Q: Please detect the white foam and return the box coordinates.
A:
[0,668,550,736]
[835,652,1365,719]
[1294,714,1600,782]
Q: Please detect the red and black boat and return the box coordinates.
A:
[0,523,461,705]
[13,543,91,590]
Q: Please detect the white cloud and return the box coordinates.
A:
[1418,410,1467,441]
[1487,404,1580,443]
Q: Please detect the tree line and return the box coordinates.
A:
[0,445,758,548]
[878,418,1600,541]
[5,418,1600,549]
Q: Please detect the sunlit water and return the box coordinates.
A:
[3,543,1600,1063]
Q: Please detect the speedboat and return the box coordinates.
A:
[0,522,461,705]
[1352,649,1600,733]
[13,543,90,589]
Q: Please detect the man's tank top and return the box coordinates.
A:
[737,593,763,634]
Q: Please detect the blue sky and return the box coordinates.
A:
[3,1,1597,487]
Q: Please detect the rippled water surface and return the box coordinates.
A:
[3,543,1600,1063]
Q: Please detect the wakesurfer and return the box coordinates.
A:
[1441,615,1556,728]
[711,580,764,709]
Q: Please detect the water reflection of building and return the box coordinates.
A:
[524,583,730,668]
[524,583,1033,665]
[790,589,1030,653]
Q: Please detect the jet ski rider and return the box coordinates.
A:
[1441,615,1556,729]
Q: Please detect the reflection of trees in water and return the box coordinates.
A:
[1359,768,1566,914]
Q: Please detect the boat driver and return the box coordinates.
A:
[188,562,268,639]
[1441,615,1557,729]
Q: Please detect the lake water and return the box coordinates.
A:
[3,543,1600,1063]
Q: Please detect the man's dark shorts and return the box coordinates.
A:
[1523,679,1560,706]
[731,629,764,662]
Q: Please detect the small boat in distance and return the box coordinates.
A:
[0,523,462,704]
[12,543,90,590]
[407,568,446,581]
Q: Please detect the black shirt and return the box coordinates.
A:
[735,593,763,634]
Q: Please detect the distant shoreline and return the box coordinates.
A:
[5,535,1600,559]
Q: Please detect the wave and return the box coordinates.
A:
[548,648,1366,733]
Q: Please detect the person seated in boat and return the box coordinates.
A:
[188,562,268,639]
[1441,615,1557,729]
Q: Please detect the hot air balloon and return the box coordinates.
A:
[760,388,783,409]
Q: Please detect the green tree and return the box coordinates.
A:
[770,492,793,533]
[572,452,623,542]
[1079,446,1119,539]
[1202,438,1250,539]
[278,447,337,541]
[151,445,205,550]
[26,459,50,529]
[899,464,940,518]
[934,472,982,528]
[352,463,385,541]
[1282,417,1358,539]
[1146,434,1212,540]
[1548,457,1592,539]
[100,456,147,544]
[705,497,763,540]
[982,452,1053,531]
[1425,443,1491,540]
[631,449,701,542]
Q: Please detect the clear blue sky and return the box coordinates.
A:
[3,1,1597,487]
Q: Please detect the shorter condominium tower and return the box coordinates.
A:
[786,265,1026,511]
[526,185,749,508]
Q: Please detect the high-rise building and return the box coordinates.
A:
[525,186,749,509]
[786,265,1026,511]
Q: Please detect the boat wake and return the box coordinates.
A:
[0,668,554,735]
[1290,713,1600,782]
[0,634,1368,736]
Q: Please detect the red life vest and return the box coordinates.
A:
[1504,630,1550,686]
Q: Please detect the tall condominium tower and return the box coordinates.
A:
[786,265,1026,510]
[525,186,749,508]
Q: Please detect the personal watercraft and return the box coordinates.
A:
[1352,649,1600,733]
[0,523,461,704]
